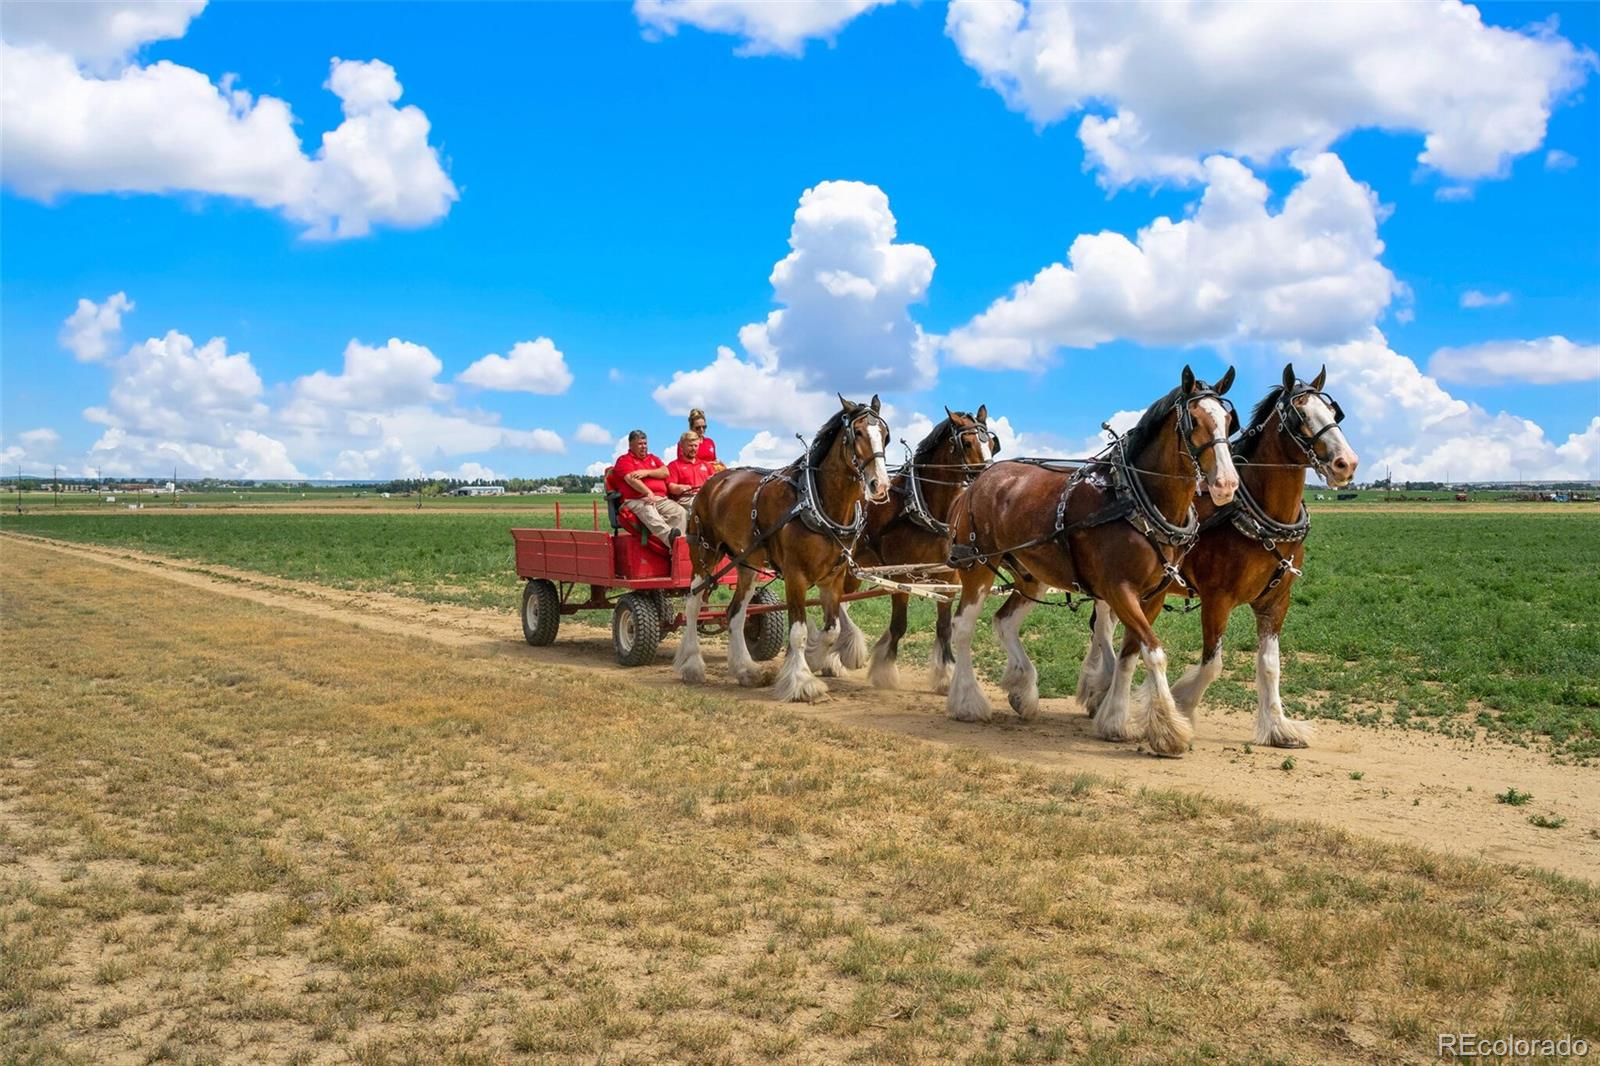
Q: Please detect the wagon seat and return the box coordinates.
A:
[602,467,671,558]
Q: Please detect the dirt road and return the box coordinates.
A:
[7,532,1595,880]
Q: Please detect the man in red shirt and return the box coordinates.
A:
[614,429,687,545]
[688,409,724,471]
[668,432,714,502]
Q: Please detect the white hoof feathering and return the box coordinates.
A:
[673,590,707,684]
[944,601,992,722]
[775,622,829,703]
[725,588,767,687]
[927,633,953,695]
[1254,633,1311,748]
[994,603,1039,719]
[835,605,869,671]
[1171,653,1223,722]
[1140,644,1192,758]
[867,630,900,689]
[1093,653,1142,741]
[1075,603,1117,713]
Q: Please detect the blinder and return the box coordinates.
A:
[1277,384,1346,478]
[1178,387,1236,473]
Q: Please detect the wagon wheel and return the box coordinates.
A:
[521,579,561,646]
[613,592,663,667]
[744,587,787,662]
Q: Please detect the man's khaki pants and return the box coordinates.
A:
[624,496,688,542]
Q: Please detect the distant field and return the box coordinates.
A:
[5,509,1598,757]
[5,489,602,510]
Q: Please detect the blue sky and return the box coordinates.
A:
[2,0,1597,482]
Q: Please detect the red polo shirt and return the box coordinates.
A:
[696,436,718,464]
[613,451,668,500]
[669,457,713,496]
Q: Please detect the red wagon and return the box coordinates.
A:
[511,481,787,666]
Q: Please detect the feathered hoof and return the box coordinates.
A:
[1007,690,1039,720]
[1259,717,1313,748]
[676,658,706,685]
[1144,710,1195,758]
[867,652,900,690]
[733,665,773,688]
[774,672,829,703]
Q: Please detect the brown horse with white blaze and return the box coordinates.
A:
[943,366,1240,757]
[1077,364,1358,747]
[674,396,891,702]
[850,407,999,692]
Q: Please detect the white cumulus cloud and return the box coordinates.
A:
[946,153,1397,370]
[634,0,893,56]
[290,338,450,413]
[458,338,574,395]
[1,1,457,240]
[1429,336,1599,386]
[574,422,613,446]
[60,291,133,362]
[656,180,935,433]
[945,0,1594,187]
[1460,289,1512,309]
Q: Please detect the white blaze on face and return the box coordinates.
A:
[1195,396,1239,504]
[865,421,890,500]
[1297,394,1359,486]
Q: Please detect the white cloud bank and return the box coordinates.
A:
[1429,336,1599,386]
[655,180,935,434]
[634,0,893,56]
[946,153,1399,370]
[459,338,574,395]
[945,0,1594,187]
[51,295,568,479]
[0,2,457,239]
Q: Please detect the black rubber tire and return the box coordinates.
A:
[745,587,787,662]
[613,592,663,667]
[521,579,560,646]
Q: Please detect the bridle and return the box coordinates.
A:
[836,403,891,492]
[898,413,996,538]
[1176,386,1237,488]
[1255,382,1346,482]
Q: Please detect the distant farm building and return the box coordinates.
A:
[535,485,562,495]
[453,485,507,497]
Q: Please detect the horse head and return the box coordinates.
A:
[1180,365,1240,505]
[838,394,892,504]
[1279,364,1359,487]
[941,403,999,473]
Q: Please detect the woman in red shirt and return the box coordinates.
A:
[688,409,723,471]
[668,432,714,501]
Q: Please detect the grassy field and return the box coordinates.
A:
[3,542,1598,1064]
[4,509,1598,758]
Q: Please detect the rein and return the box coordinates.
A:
[893,417,996,538]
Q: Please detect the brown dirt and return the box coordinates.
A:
[7,531,1596,882]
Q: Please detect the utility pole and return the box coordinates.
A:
[53,464,59,507]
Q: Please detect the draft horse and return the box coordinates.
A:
[943,366,1240,756]
[850,406,999,692]
[1077,364,1358,747]
[675,396,891,702]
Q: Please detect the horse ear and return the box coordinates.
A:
[870,394,881,413]
[944,405,953,420]
[838,393,851,411]
[976,403,988,422]
[1311,364,1327,391]
[1216,366,1235,395]
[1283,363,1297,391]
[1181,365,1196,395]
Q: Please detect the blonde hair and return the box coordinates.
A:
[678,431,701,447]
[688,408,706,425]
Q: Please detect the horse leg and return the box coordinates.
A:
[774,576,828,703]
[868,592,907,689]
[945,572,993,723]
[928,599,954,694]
[1253,598,1312,748]
[1093,624,1144,742]
[834,600,869,671]
[1119,593,1192,758]
[994,586,1040,719]
[1075,601,1117,715]
[673,584,708,684]
[1171,597,1230,722]
[724,569,768,687]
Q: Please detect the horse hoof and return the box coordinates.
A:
[1269,736,1309,749]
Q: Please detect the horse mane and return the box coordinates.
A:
[804,405,863,469]
[1234,385,1286,460]
[911,415,969,466]
[1117,386,1183,459]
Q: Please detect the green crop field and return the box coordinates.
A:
[5,509,1598,757]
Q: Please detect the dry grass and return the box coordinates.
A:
[3,541,1597,1064]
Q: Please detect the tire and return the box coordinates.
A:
[745,587,787,662]
[613,592,663,667]
[521,579,560,646]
